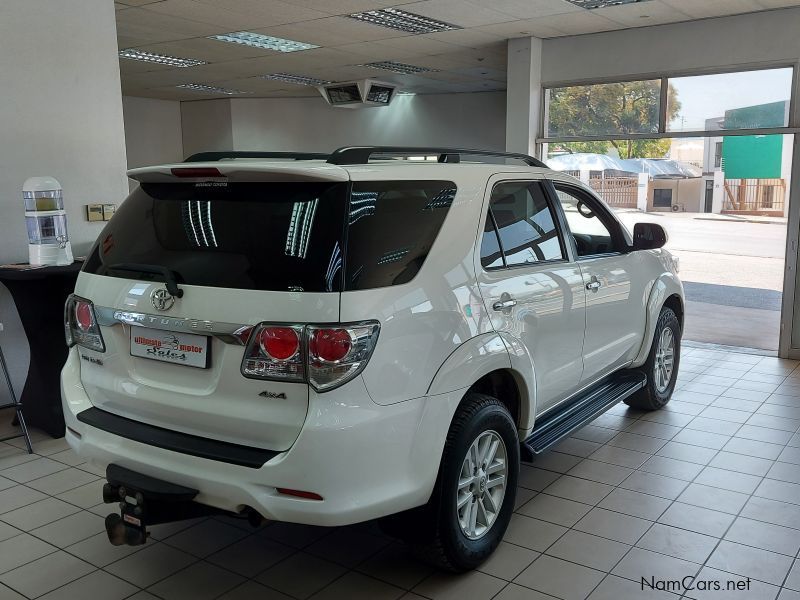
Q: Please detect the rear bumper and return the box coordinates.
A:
[61,348,463,526]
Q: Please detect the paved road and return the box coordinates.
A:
[612,211,788,350]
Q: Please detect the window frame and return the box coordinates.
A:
[479,179,571,272]
[538,64,799,144]
[548,180,630,260]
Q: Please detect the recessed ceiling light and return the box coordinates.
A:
[564,0,652,8]
[118,48,206,68]
[176,83,249,95]
[359,61,438,75]
[347,8,460,34]
[262,73,331,86]
[208,31,318,52]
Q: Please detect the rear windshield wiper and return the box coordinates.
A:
[107,263,185,298]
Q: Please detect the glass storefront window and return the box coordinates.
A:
[667,68,792,132]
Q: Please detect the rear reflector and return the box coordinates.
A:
[170,167,223,178]
[276,488,323,501]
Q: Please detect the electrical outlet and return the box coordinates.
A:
[102,204,117,221]
[86,204,104,222]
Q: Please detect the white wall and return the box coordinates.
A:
[123,96,184,175]
[541,8,800,84]
[0,0,129,401]
[180,92,505,157]
[181,100,234,158]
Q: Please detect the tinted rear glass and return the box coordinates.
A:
[344,181,456,290]
[84,182,347,292]
[84,179,456,293]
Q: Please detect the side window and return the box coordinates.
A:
[345,180,456,290]
[480,214,504,269]
[553,185,618,257]
[481,181,564,269]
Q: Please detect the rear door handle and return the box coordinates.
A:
[492,299,517,311]
[586,279,602,292]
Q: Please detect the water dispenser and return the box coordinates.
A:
[23,176,74,266]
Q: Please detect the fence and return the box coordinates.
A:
[723,179,785,215]
[588,176,639,208]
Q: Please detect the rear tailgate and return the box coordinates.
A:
[74,163,349,451]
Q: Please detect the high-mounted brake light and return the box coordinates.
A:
[170,167,223,178]
[65,294,105,352]
[241,321,380,391]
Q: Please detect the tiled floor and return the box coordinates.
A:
[1,345,800,599]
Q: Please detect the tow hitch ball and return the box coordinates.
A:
[103,483,148,546]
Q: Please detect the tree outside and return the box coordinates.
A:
[547,80,681,159]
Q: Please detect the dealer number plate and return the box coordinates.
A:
[130,330,210,369]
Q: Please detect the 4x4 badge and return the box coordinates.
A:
[259,391,287,399]
[150,288,175,311]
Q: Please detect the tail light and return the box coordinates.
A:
[242,325,304,383]
[64,294,105,352]
[307,324,380,392]
[241,321,380,392]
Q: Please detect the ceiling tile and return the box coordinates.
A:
[253,16,413,47]
[531,10,621,35]
[476,20,564,39]
[141,0,296,29]
[661,0,763,18]
[117,0,167,6]
[284,0,419,14]
[490,0,581,19]
[425,28,506,48]
[755,0,800,7]
[116,7,227,37]
[190,0,329,24]
[595,0,692,26]
[373,35,463,55]
[131,38,276,61]
[400,0,516,27]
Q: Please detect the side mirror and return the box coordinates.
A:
[632,222,668,250]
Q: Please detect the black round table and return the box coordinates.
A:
[0,262,82,437]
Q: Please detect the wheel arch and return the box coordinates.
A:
[426,332,535,435]
[632,273,684,367]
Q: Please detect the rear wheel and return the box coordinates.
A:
[625,306,681,410]
[380,393,519,571]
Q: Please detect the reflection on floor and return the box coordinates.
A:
[1,347,800,599]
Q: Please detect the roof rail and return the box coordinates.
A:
[184,151,329,162]
[326,146,548,168]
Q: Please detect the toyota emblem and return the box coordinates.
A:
[150,288,175,311]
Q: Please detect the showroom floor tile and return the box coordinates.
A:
[0,346,800,599]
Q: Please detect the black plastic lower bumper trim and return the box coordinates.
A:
[76,407,279,468]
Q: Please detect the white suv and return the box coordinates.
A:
[61,147,683,571]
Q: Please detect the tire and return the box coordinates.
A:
[625,306,681,410]
[379,393,519,572]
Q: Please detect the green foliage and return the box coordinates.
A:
[548,81,681,159]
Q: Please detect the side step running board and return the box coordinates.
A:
[521,371,646,461]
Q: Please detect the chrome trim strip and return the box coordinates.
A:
[94,306,250,345]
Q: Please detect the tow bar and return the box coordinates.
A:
[102,464,224,546]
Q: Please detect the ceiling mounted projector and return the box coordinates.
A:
[319,79,397,108]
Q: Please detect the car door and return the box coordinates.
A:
[476,177,586,414]
[550,180,647,383]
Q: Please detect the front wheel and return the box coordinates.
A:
[625,306,681,410]
[384,393,519,572]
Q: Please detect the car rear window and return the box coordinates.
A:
[83,179,455,293]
